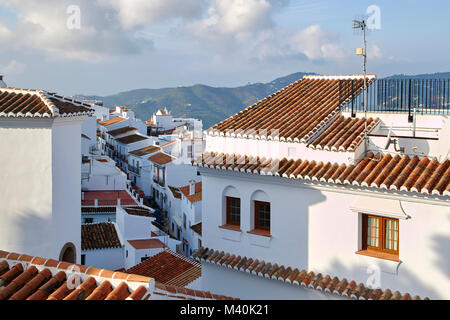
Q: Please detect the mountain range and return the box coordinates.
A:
[77,71,449,129]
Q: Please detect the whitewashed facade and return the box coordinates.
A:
[196,75,450,300]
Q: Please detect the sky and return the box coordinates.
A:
[0,0,449,96]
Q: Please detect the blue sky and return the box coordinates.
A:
[0,0,449,96]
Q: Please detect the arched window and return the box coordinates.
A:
[59,242,76,264]
[222,186,241,228]
[250,190,271,235]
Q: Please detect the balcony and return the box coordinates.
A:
[106,142,115,151]
[153,177,165,188]
[119,154,128,162]
[128,165,140,175]
[341,78,450,121]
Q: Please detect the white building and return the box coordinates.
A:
[0,87,93,263]
[177,181,203,257]
[127,145,161,194]
[82,155,128,191]
[194,75,450,300]
[81,205,180,271]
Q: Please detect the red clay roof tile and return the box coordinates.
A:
[126,250,201,288]
[197,152,450,196]
[193,247,426,301]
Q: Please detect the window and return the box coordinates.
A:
[84,218,93,224]
[183,213,187,229]
[198,239,202,248]
[141,256,149,262]
[254,201,270,231]
[59,243,76,264]
[362,215,399,255]
[81,254,86,265]
[226,197,241,226]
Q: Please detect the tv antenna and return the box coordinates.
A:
[353,18,369,150]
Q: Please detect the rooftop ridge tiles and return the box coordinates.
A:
[196,151,450,198]
[195,247,428,300]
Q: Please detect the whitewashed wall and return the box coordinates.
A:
[116,206,155,241]
[51,117,84,262]
[201,169,450,299]
[124,245,164,269]
[82,247,124,271]
[205,135,357,165]
[179,195,202,256]
[0,118,54,258]
[201,263,344,300]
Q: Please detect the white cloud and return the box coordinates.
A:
[368,43,383,60]
[188,0,285,42]
[0,0,349,67]
[186,1,346,65]
[1,60,27,75]
[290,25,346,61]
[98,0,206,29]
[0,21,12,42]
[1,0,155,61]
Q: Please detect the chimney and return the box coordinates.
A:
[117,198,121,206]
[189,180,195,196]
[94,199,98,207]
[0,75,6,88]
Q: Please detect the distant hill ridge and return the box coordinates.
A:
[77,71,449,129]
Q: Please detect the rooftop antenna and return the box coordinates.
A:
[353,17,369,151]
[0,75,6,88]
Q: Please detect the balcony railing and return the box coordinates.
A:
[153,177,165,187]
[341,78,450,121]
[106,142,115,151]
[128,165,140,175]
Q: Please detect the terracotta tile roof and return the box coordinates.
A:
[190,223,202,236]
[168,186,182,199]
[161,140,178,147]
[0,88,93,118]
[116,134,149,145]
[124,207,154,218]
[307,116,380,152]
[127,239,166,250]
[193,247,428,300]
[126,250,201,288]
[154,282,238,300]
[81,207,117,214]
[179,182,202,203]
[129,145,161,157]
[48,97,92,117]
[0,250,152,300]
[99,116,126,127]
[196,152,450,197]
[81,223,121,251]
[107,126,138,137]
[207,75,372,142]
[146,120,154,126]
[82,190,137,206]
[149,152,175,166]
